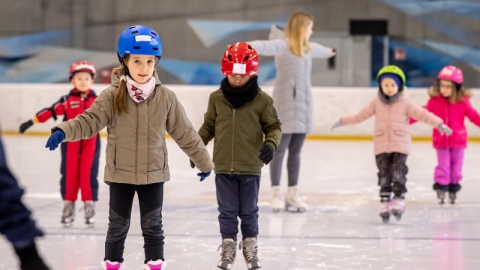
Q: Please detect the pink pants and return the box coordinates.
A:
[434,148,465,185]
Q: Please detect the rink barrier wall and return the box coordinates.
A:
[2,83,480,141]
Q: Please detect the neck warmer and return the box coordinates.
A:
[120,75,156,103]
[220,76,259,108]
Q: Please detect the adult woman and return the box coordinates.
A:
[248,11,335,212]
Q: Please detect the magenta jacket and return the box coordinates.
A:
[420,88,480,148]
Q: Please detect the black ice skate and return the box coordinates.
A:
[437,190,446,205]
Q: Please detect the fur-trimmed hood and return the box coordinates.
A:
[427,87,472,99]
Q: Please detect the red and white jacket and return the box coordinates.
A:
[34,89,97,123]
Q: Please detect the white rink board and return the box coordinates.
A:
[2,83,480,137]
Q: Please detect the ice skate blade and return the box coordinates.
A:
[62,222,73,228]
[272,208,281,213]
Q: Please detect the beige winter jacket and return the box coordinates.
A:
[341,92,443,155]
[55,71,213,185]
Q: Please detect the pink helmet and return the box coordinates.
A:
[437,65,463,84]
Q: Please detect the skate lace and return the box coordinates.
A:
[243,246,258,262]
[218,241,236,262]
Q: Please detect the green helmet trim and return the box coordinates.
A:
[376,65,406,89]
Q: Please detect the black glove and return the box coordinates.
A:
[19,120,34,134]
[190,159,195,168]
[259,143,275,165]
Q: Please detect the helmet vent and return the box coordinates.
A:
[131,30,139,35]
[247,45,253,50]
[227,55,232,61]
[151,31,158,36]
[244,55,249,61]
[152,47,158,51]
[133,46,141,50]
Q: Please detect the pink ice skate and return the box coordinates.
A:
[143,259,167,270]
[101,260,124,270]
[390,197,405,221]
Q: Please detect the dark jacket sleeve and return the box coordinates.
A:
[261,96,282,150]
[198,93,217,146]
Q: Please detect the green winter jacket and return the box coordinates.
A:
[198,88,282,175]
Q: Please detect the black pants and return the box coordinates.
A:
[375,152,408,199]
[104,182,165,263]
[216,174,260,239]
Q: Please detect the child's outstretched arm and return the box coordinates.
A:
[19,96,67,134]
[333,98,376,128]
[410,98,433,125]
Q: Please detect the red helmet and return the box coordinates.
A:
[221,42,259,76]
[69,61,96,80]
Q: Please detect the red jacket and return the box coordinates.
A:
[35,89,97,122]
[420,88,480,148]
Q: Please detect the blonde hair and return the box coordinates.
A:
[286,11,313,57]
[113,55,130,115]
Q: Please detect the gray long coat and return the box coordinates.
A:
[248,25,334,133]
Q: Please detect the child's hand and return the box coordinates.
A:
[437,123,453,136]
[331,119,343,130]
[45,129,65,151]
[197,171,211,182]
[19,120,34,133]
[259,143,274,165]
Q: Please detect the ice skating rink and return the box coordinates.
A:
[2,135,480,270]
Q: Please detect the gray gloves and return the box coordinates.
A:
[437,123,453,136]
[331,119,343,130]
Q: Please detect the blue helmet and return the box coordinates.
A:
[117,25,162,59]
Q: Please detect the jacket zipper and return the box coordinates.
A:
[446,101,450,148]
[135,103,139,184]
[231,109,236,172]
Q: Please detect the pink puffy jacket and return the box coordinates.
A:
[342,93,443,155]
[420,88,480,148]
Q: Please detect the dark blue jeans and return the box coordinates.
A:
[216,174,260,240]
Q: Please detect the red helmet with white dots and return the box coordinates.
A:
[221,42,259,76]
[69,61,96,80]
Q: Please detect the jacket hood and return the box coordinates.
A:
[269,24,286,40]
[428,86,472,98]
[110,68,161,87]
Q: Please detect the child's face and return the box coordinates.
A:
[126,54,157,84]
[71,71,93,92]
[380,78,399,97]
[305,21,313,41]
[439,79,454,98]
[227,74,253,88]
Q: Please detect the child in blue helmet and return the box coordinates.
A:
[45,25,214,270]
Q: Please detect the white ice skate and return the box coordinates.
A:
[379,199,391,224]
[83,201,95,228]
[285,186,307,212]
[270,186,283,213]
[390,197,405,221]
[61,201,75,227]
[143,259,167,270]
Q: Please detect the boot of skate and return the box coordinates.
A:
[390,196,405,220]
[84,201,95,227]
[379,197,391,224]
[143,259,167,270]
[240,237,261,270]
[101,260,124,270]
[285,186,307,212]
[217,238,236,270]
[448,184,461,204]
[61,201,75,226]
[436,190,446,205]
[270,186,283,213]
